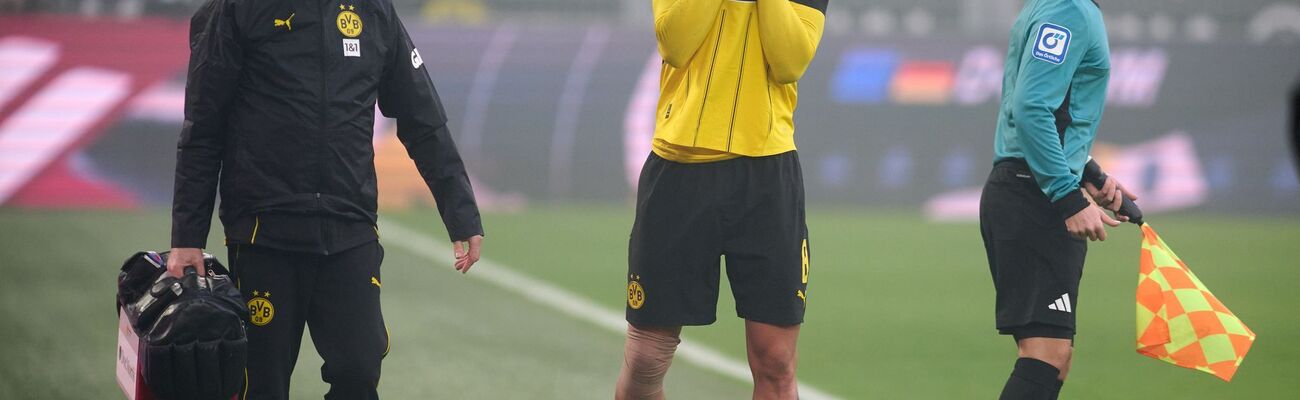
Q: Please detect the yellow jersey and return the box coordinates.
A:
[650,0,828,163]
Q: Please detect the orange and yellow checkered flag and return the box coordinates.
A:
[1136,224,1255,381]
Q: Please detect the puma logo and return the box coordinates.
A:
[274,13,294,31]
[370,277,381,288]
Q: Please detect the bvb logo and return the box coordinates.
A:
[627,276,645,310]
[247,290,275,326]
[336,4,363,38]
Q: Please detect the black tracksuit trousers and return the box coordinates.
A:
[228,242,387,400]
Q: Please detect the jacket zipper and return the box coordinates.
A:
[317,0,329,209]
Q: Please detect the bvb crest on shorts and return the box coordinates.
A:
[248,290,275,326]
[336,4,362,38]
[627,275,645,310]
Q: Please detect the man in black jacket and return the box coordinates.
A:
[167,0,484,398]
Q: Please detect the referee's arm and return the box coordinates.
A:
[1010,9,1091,219]
[172,0,244,249]
[756,0,826,84]
[652,0,724,68]
[377,13,483,242]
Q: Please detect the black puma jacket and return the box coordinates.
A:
[171,0,482,249]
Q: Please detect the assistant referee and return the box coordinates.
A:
[617,1,827,399]
[168,0,484,398]
[979,1,1135,399]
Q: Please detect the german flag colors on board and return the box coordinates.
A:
[1136,224,1256,381]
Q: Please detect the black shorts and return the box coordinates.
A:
[979,160,1087,340]
[626,151,809,326]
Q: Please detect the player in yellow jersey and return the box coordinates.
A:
[616,1,827,399]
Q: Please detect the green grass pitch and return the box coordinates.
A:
[1,207,1296,398]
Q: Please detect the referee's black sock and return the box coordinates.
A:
[1050,378,1064,400]
[998,358,1061,400]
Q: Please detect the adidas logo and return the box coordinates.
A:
[1047,293,1073,313]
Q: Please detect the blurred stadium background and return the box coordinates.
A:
[1,0,1298,398]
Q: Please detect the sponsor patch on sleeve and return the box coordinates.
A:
[1032,23,1071,65]
[411,48,423,69]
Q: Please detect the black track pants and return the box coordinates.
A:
[228,242,387,400]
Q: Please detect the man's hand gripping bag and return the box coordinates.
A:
[116,251,247,400]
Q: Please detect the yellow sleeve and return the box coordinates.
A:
[652,0,725,68]
[756,0,826,84]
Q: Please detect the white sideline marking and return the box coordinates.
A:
[378,218,840,400]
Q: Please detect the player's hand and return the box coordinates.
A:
[453,235,483,274]
[167,247,206,277]
[1065,198,1122,241]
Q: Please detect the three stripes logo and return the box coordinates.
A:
[1047,293,1073,313]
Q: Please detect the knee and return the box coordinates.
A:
[1025,345,1072,369]
[1017,342,1072,378]
[617,325,681,400]
[623,325,680,371]
[749,347,797,386]
[1055,348,1073,379]
[619,325,681,393]
[321,354,383,386]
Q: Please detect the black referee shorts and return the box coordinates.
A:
[626,151,809,327]
[979,160,1086,340]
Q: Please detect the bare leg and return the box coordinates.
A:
[615,324,682,400]
[1017,338,1073,380]
[744,320,800,400]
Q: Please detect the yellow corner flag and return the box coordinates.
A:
[1136,224,1255,381]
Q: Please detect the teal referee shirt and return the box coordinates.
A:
[994,0,1110,218]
